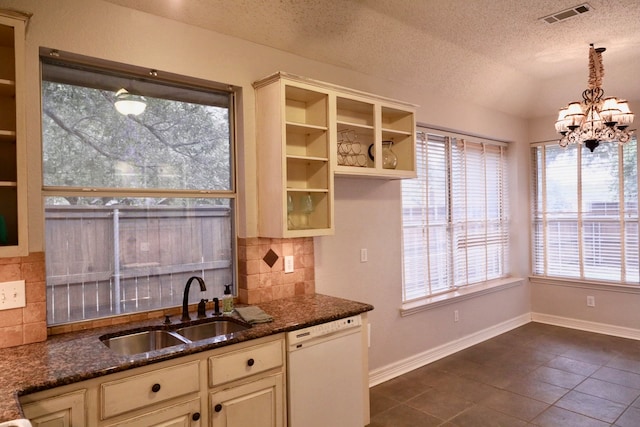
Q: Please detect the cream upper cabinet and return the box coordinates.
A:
[254,75,334,238]
[0,10,28,256]
[254,72,416,238]
[335,94,416,179]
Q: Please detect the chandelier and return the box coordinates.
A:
[555,44,634,152]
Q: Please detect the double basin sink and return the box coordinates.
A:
[101,318,250,356]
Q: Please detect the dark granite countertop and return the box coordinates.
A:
[0,293,373,422]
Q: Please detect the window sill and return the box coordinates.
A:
[400,277,525,317]
[530,276,640,294]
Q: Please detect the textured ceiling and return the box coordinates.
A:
[104,0,640,119]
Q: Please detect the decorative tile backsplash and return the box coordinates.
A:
[0,238,315,345]
[0,253,47,348]
[237,237,314,304]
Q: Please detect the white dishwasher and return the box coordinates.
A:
[287,315,364,427]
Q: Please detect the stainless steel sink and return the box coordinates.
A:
[101,329,188,355]
[174,319,250,341]
[101,318,251,355]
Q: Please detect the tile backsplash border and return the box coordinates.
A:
[237,237,314,304]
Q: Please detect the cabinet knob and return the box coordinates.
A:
[214,403,223,412]
[247,358,255,367]
[151,383,161,393]
[192,412,201,421]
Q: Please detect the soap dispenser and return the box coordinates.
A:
[222,284,234,314]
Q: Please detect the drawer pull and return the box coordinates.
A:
[247,358,255,367]
[151,383,161,393]
[215,403,223,412]
[192,412,201,421]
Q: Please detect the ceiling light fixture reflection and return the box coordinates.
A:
[114,88,147,116]
[555,44,634,152]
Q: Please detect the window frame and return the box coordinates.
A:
[401,126,511,307]
[530,138,639,287]
[40,49,239,325]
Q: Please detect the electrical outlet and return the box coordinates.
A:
[454,309,459,322]
[587,295,595,307]
[360,248,368,263]
[284,256,294,273]
[0,280,26,311]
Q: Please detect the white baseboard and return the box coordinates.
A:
[368,313,531,387]
[531,312,640,341]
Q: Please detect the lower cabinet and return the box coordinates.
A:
[210,374,284,427]
[20,334,285,427]
[21,389,86,427]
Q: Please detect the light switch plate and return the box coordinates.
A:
[284,256,294,273]
[0,280,26,311]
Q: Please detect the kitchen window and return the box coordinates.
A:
[531,138,639,285]
[41,53,236,325]
[401,127,509,302]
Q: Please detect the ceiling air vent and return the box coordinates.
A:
[540,3,592,24]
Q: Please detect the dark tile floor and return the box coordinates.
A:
[369,322,640,426]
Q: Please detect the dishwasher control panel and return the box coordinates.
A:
[287,315,362,346]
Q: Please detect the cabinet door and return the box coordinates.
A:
[210,374,284,427]
[104,397,201,427]
[22,389,86,427]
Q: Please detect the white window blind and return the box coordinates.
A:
[531,138,639,284]
[402,128,509,301]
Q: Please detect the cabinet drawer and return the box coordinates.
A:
[101,360,200,419]
[209,339,283,387]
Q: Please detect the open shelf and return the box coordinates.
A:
[0,180,18,246]
[337,97,374,127]
[382,106,414,133]
[285,123,328,158]
[285,85,328,127]
[285,190,331,233]
[0,78,14,96]
[255,72,416,237]
[335,100,416,178]
[286,157,330,190]
[255,75,334,237]
[0,12,27,256]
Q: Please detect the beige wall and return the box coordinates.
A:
[314,178,531,370]
[0,0,532,369]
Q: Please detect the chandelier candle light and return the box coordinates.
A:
[556,44,634,152]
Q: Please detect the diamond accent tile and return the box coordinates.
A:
[262,248,279,268]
